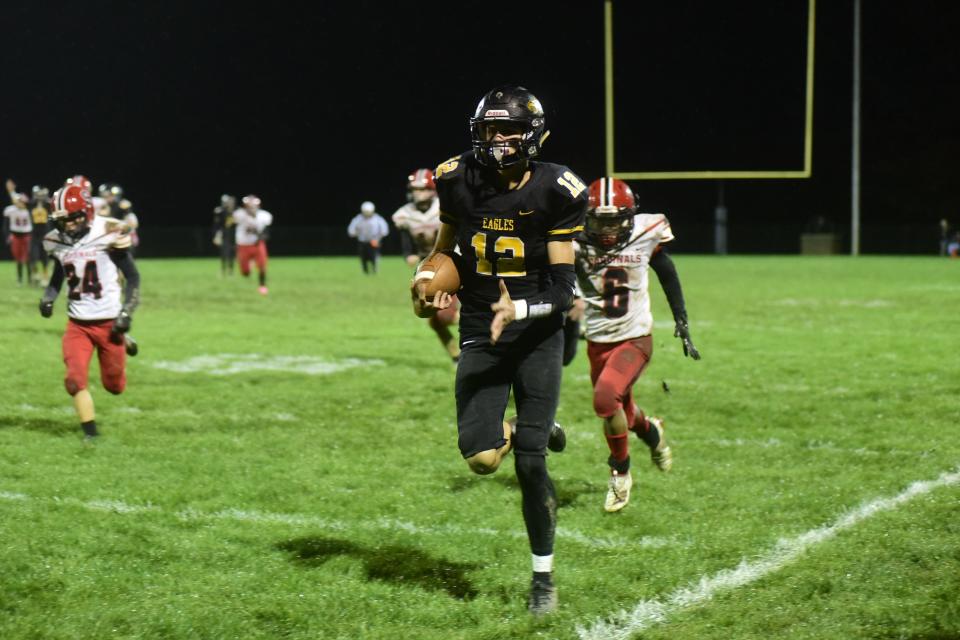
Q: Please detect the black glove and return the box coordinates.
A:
[112,310,132,334]
[674,319,701,360]
[39,300,53,318]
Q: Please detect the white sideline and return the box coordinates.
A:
[577,466,960,640]
[0,491,673,551]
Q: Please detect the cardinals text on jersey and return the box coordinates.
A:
[576,213,675,343]
[43,216,132,320]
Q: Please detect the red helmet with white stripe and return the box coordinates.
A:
[407,168,436,210]
[51,184,95,237]
[586,177,636,247]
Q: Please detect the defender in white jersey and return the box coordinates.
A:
[392,168,460,362]
[4,193,32,285]
[39,183,141,440]
[234,194,272,294]
[575,178,700,512]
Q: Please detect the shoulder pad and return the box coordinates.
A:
[434,154,463,180]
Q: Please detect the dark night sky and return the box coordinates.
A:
[4,1,959,253]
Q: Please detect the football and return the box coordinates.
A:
[415,251,461,299]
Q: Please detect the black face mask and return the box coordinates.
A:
[58,213,89,240]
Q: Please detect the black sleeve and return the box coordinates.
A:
[2,215,8,236]
[42,258,64,303]
[108,249,141,313]
[520,262,576,319]
[649,246,687,323]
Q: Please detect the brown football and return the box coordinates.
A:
[415,251,461,299]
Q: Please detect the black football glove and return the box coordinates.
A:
[674,319,701,360]
[39,300,53,318]
[112,310,132,334]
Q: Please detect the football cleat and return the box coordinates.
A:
[547,421,566,453]
[646,416,673,472]
[124,335,138,357]
[604,470,633,513]
[528,573,557,616]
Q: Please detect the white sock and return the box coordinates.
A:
[532,553,554,573]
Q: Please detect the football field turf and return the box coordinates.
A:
[1,255,958,639]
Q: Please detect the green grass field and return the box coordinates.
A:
[1,255,959,640]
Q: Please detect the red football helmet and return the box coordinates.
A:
[51,184,95,237]
[407,168,436,209]
[586,177,636,247]
[65,174,93,193]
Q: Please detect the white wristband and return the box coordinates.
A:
[513,299,528,320]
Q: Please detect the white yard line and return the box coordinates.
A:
[0,491,672,551]
[576,466,960,640]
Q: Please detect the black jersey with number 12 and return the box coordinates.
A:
[435,150,587,344]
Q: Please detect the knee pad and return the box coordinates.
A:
[513,422,548,456]
[64,377,82,396]
[104,380,125,395]
[514,452,547,486]
[593,379,622,418]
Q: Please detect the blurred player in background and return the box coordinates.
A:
[413,85,584,615]
[234,194,272,294]
[393,169,441,267]
[3,191,33,285]
[575,177,700,513]
[39,182,140,441]
[98,183,140,254]
[212,194,237,276]
[29,185,52,285]
[347,201,388,275]
[393,169,460,361]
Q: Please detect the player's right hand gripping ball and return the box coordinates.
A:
[414,251,461,300]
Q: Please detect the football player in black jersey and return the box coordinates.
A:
[412,86,587,615]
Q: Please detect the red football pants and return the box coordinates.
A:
[9,233,30,263]
[237,241,268,275]
[587,336,653,419]
[63,319,126,395]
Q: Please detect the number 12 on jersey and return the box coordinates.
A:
[471,232,526,277]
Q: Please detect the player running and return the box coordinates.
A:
[575,177,701,512]
[393,168,461,362]
[39,182,141,440]
[414,85,585,615]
